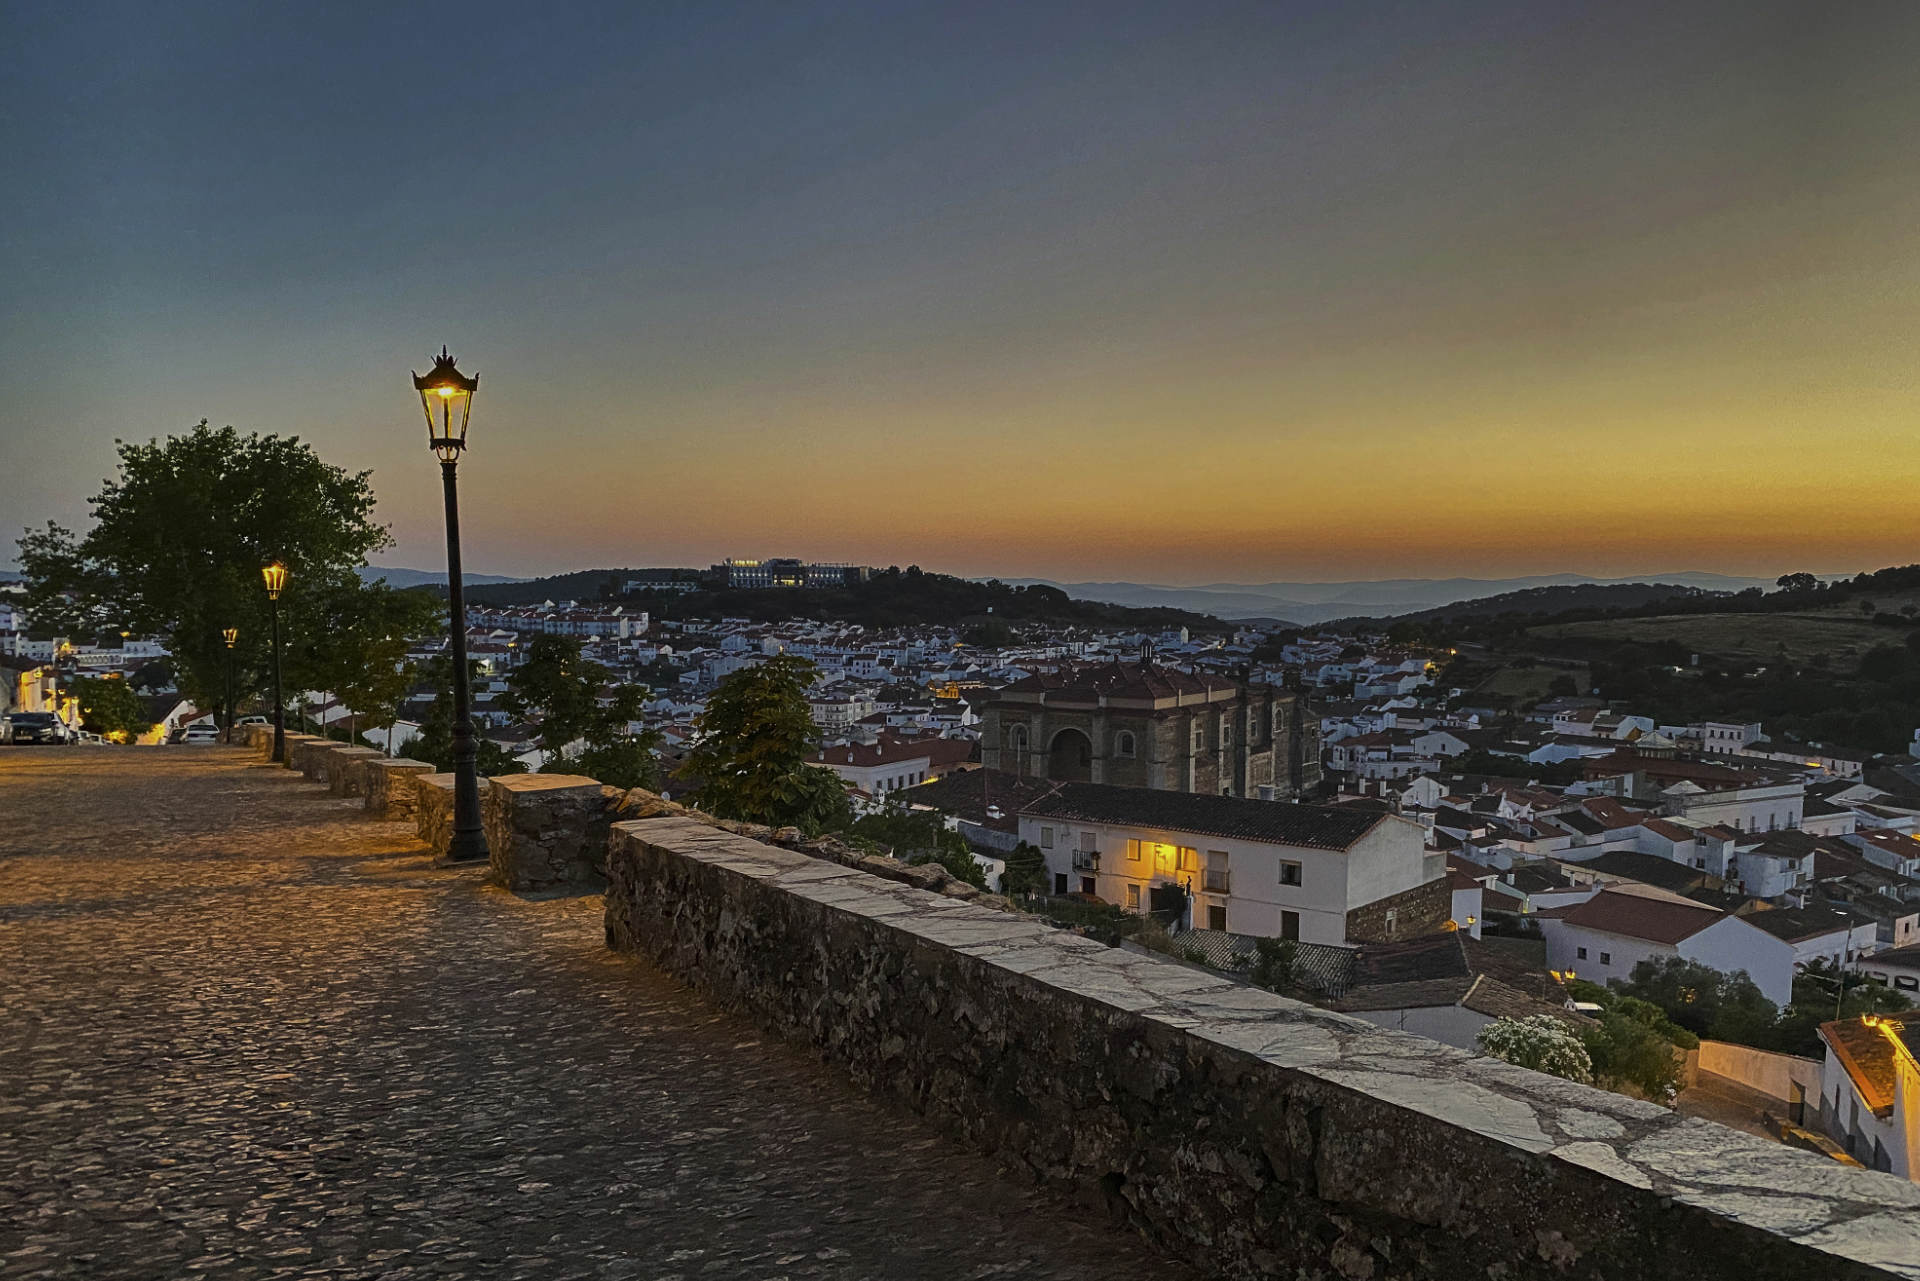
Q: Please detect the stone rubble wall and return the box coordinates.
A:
[364,759,434,818]
[413,773,457,859]
[324,745,384,798]
[482,775,625,894]
[280,734,319,772]
[604,815,1920,1281]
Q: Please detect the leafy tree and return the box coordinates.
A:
[1477,1015,1593,1084]
[411,657,527,777]
[292,580,438,745]
[999,841,1048,896]
[499,635,659,789]
[1579,996,1695,1104]
[1249,937,1296,993]
[843,796,985,888]
[1775,572,1819,593]
[17,424,387,727]
[1616,956,1778,1044]
[70,675,155,740]
[678,654,851,833]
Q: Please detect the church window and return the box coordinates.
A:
[1115,730,1136,758]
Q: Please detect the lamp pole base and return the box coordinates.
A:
[444,828,488,863]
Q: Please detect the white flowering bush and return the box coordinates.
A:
[1476,1015,1593,1084]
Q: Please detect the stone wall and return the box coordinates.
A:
[1344,875,1452,943]
[604,816,1919,1281]
[482,774,623,894]
[365,758,434,818]
[413,773,456,859]
[324,745,384,797]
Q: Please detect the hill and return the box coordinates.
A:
[1327,582,1729,630]
[416,566,1230,634]
[358,565,524,589]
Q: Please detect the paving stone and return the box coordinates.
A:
[0,748,1192,1281]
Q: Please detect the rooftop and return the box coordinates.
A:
[1019,780,1397,851]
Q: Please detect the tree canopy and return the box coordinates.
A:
[678,654,850,833]
[17,423,389,723]
[501,635,659,789]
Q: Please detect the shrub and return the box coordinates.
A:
[1477,1015,1593,1084]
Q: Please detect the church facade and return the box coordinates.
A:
[978,662,1321,800]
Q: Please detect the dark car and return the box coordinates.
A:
[9,712,65,745]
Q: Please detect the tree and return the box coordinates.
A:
[844,796,985,888]
[1477,1015,1593,1084]
[1249,937,1296,993]
[1775,573,1819,594]
[1000,841,1048,897]
[17,424,388,728]
[412,657,527,777]
[294,580,438,746]
[70,675,155,741]
[499,635,660,789]
[1580,997,1694,1103]
[678,653,851,833]
[1616,956,1778,1045]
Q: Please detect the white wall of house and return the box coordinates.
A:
[1018,812,1430,946]
[1853,953,1920,997]
[1347,1004,1491,1052]
[1818,1042,1913,1178]
[1539,914,1794,1006]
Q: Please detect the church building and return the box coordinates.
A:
[978,661,1320,800]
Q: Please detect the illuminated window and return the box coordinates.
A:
[1126,839,1142,862]
[1125,884,1141,911]
[1177,846,1198,872]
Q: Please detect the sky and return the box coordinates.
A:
[6,0,1920,585]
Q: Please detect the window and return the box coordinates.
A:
[1599,951,1612,966]
[1126,839,1142,863]
[1115,731,1136,759]
[1192,723,1204,752]
[1125,884,1141,911]
[1207,904,1227,931]
[1203,851,1230,894]
[1280,860,1302,887]
[1039,827,1054,849]
[1053,873,1067,895]
[1576,946,1588,960]
[1280,910,1300,941]
[1080,877,1096,896]
[1079,831,1097,852]
[1176,846,1198,872]
[1219,716,1232,750]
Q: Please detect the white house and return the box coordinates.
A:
[1818,1014,1919,1179]
[1537,885,1797,1006]
[1854,942,1920,997]
[1017,781,1439,944]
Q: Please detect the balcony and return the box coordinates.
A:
[1202,868,1230,894]
[1072,849,1100,871]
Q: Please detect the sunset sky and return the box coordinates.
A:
[7,1,1920,583]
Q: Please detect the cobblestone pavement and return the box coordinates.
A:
[0,748,1197,1281]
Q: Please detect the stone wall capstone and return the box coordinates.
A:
[365,758,434,818]
[603,816,1920,1281]
[280,734,320,772]
[482,774,622,894]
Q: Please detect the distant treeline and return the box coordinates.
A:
[415,565,1229,635]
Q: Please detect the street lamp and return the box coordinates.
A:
[222,627,239,744]
[413,346,487,862]
[262,561,289,763]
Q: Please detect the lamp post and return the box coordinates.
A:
[262,561,289,762]
[222,628,239,744]
[413,347,487,862]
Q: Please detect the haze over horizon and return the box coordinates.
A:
[8,2,1920,583]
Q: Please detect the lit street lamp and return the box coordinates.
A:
[413,346,487,862]
[222,627,239,744]
[262,561,289,762]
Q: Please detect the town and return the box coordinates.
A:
[9,555,1919,1187]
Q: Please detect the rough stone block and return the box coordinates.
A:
[484,773,616,894]
[324,745,384,797]
[414,773,456,857]
[603,817,1920,1281]
[280,734,319,772]
[365,758,434,818]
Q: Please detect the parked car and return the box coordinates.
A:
[235,715,269,726]
[179,724,222,745]
[10,712,66,745]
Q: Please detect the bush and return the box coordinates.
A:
[1478,1015,1593,1084]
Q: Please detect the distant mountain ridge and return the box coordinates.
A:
[358,565,526,589]
[1002,573,1779,626]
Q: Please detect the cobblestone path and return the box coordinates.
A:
[0,749,1195,1281]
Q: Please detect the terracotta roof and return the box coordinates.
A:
[1820,1015,1920,1117]
[997,660,1243,702]
[1549,888,1726,945]
[1019,781,1394,851]
[897,769,1063,833]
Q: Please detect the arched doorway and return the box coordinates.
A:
[1048,727,1093,782]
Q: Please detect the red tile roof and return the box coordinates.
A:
[1549,888,1726,945]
